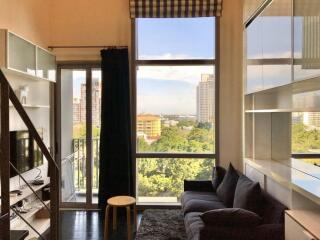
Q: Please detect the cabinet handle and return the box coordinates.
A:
[302,230,315,240]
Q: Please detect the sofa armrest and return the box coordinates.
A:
[184,180,213,192]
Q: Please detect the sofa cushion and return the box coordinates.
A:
[184,212,204,240]
[200,208,262,227]
[181,191,220,206]
[216,163,239,207]
[233,175,262,215]
[212,166,226,191]
[183,198,226,215]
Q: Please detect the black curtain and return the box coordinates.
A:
[98,48,133,210]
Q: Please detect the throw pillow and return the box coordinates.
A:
[216,163,239,207]
[233,175,262,215]
[212,166,226,191]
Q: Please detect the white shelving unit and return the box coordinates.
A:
[0,28,56,240]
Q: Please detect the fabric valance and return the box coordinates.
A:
[130,0,223,18]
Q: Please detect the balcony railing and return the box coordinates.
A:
[72,138,100,192]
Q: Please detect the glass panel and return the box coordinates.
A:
[247,18,263,59]
[246,0,292,92]
[292,112,320,154]
[60,69,87,203]
[36,47,56,80]
[137,18,215,60]
[91,69,101,204]
[260,17,291,58]
[8,33,36,75]
[136,65,215,153]
[293,0,320,81]
[246,65,263,93]
[137,158,215,203]
[262,65,291,89]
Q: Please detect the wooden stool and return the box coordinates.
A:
[104,196,137,240]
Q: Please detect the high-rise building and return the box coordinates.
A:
[73,78,101,125]
[196,74,215,123]
[137,114,161,138]
[73,97,81,123]
[92,78,101,126]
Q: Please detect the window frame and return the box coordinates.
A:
[131,18,220,205]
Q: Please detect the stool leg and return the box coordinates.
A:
[133,204,137,230]
[126,206,131,240]
[104,205,110,240]
[113,207,117,231]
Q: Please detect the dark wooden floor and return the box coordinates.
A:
[60,210,141,240]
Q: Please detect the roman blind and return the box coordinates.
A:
[129,0,223,18]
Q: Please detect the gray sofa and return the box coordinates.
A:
[181,165,287,240]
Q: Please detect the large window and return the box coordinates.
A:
[134,18,217,204]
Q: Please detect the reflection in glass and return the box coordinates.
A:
[137,18,215,60]
[263,65,291,89]
[247,18,262,59]
[294,0,320,81]
[36,47,56,80]
[246,65,263,93]
[137,158,215,203]
[136,66,215,153]
[292,112,320,154]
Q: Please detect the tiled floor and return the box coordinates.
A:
[60,210,141,240]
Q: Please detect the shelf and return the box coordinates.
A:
[10,230,29,240]
[1,67,56,83]
[9,103,50,109]
[245,76,320,96]
[14,217,50,240]
[245,158,320,205]
[11,200,50,228]
[245,108,320,113]
[1,178,50,207]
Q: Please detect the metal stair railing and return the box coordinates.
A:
[0,69,59,240]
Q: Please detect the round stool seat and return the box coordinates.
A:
[107,196,136,207]
[104,196,137,240]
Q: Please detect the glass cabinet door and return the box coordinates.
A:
[246,18,263,93]
[246,0,292,93]
[8,32,36,75]
[36,47,56,81]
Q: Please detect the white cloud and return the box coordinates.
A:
[139,53,192,60]
[137,65,214,85]
[138,93,196,115]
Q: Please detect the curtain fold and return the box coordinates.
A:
[98,48,134,210]
[130,0,223,18]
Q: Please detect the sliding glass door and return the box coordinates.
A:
[58,63,101,208]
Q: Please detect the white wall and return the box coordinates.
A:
[0,0,51,48]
